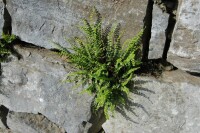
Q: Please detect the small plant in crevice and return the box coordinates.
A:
[55,8,143,119]
[0,33,17,62]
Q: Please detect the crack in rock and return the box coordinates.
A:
[142,0,154,61]
[2,0,12,34]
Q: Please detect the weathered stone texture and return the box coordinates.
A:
[148,4,169,59]
[103,70,200,133]
[6,0,148,49]
[168,0,200,73]
[0,1,4,35]
[0,128,12,133]
[7,111,66,133]
[1,1,200,133]
[0,44,94,133]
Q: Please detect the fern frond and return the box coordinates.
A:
[0,34,17,62]
[55,8,143,119]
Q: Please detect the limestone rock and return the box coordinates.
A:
[7,111,66,133]
[6,0,148,49]
[148,4,169,59]
[0,44,94,133]
[0,128,12,133]
[0,1,4,35]
[168,0,200,73]
[102,70,200,133]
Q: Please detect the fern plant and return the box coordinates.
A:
[0,33,17,62]
[56,8,143,119]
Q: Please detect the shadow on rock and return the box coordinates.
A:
[116,80,155,123]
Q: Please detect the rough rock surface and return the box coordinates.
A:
[0,44,94,133]
[168,0,200,73]
[148,4,169,59]
[0,128,12,133]
[6,0,148,49]
[0,0,200,133]
[7,111,66,133]
[102,70,200,133]
[0,1,4,35]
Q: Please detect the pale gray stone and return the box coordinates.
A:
[102,70,200,133]
[0,45,94,133]
[0,128,13,133]
[168,0,200,73]
[0,1,4,36]
[148,4,169,59]
[6,0,148,49]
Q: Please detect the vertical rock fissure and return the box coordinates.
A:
[162,13,176,59]
[162,0,178,60]
[0,105,10,129]
[88,109,106,133]
[142,0,154,61]
[2,0,12,35]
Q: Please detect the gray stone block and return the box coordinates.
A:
[6,0,148,49]
[149,4,169,59]
[0,1,4,36]
[0,45,94,133]
[103,70,200,133]
[168,0,200,73]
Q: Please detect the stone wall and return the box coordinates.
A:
[0,0,200,133]
[5,0,148,49]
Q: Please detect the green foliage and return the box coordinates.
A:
[0,33,17,62]
[56,8,143,119]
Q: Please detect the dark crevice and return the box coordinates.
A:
[3,0,12,35]
[98,128,105,133]
[142,0,154,61]
[139,0,179,76]
[13,39,59,52]
[88,108,106,133]
[162,0,178,60]
[162,14,176,59]
[13,39,46,49]
[1,39,48,66]
[0,105,10,129]
[186,71,200,77]
[135,58,177,77]
[10,39,48,60]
